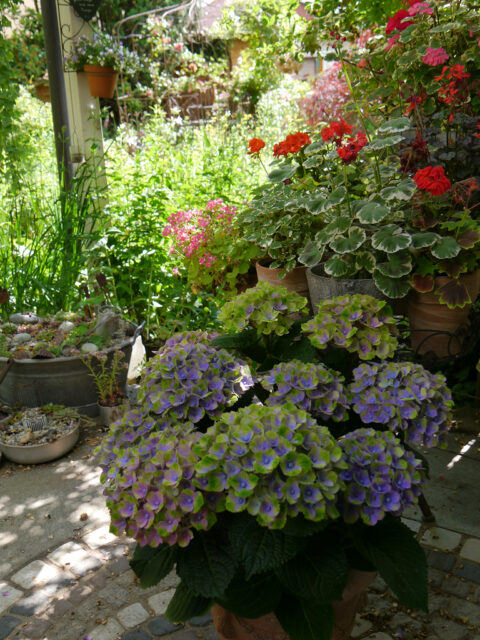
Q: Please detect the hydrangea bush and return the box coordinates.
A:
[99,284,453,640]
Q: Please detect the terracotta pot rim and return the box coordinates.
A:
[256,259,306,273]
[83,64,117,74]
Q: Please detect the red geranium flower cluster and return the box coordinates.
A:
[434,64,471,105]
[272,132,311,157]
[385,9,414,35]
[336,132,368,164]
[413,166,451,196]
[321,118,354,145]
[248,138,266,155]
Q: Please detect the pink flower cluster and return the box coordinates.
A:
[163,200,237,272]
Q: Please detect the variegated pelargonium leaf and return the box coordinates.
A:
[378,117,412,134]
[323,186,347,210]
[355,202,390,224]
[373,271,411,298]
[323,216,351,236]
[366,135,404,151]
[268,163,299,183]
[355,251,376,273]
[299,242,324,267]
[306,193,327,215]
[430,236,461,259]
[410,232,440,249]
[375,251,412,278]
[302,155,323,169]
[330,227,367,254]
[380,178,416,201]
[303,141,325,155]
[323,255,351,277]
[372,225,412,253]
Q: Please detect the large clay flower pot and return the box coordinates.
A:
[407,270,480,358]
[306,264,387,311]
[255,260,309,301]
[83,65,118,98]
[211,570,376,640]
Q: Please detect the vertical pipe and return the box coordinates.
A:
[40,0,73,191]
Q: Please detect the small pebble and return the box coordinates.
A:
[81,342,99,353]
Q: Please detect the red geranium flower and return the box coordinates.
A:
[386,9,414,35]
[336,132,368,164]
[273,132,311,156]
[248,138,266,154]
[321,118,354,145]
[414,166,451,196]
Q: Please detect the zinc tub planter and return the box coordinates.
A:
[0,338,134,416]
[0,424,79,465]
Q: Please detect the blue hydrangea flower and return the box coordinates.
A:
[338,428,424,525]
[261,360,349,421]
[302,294,397,360]
[349,362,453,448]
[193,404,346,528]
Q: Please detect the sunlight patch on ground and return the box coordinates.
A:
[447,436,478,470]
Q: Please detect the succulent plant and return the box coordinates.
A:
[261,360,349,422]
[349,362,453,448]
[302,294,398,360]
[193,403,346,528]
[218,281,307,336]
[137,340,254,430]
[339,428,424,526]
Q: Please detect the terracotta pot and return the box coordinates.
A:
[255,260,309,301]
[211,570,376,640]
[34,81,50,103]
[407,270,480,358]
[83,65,118,99]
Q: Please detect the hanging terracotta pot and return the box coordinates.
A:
[211,570,376,640]
[255,259,309,302]
[83,65,118,99]
[407,269,480,358]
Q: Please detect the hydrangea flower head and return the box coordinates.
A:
[302,294,397,360]
[193,404,346,528]
[261,360,350,422]
[349,362,453,448]
[137,338,253,430]
[339,428,424,525]
[219,281,308,336]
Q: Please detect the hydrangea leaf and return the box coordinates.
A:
[355,516,428,612]
[378,117,412,134]
[373,271,411,298]
[275,594,334,640]
[216,571,282,619]
[176,531,236,597]
[228,514,304,580]
[430,236,461,259]
[130,543,176,588]
[165,581,212,622]
[355,202,390,224]
[268,163,299,183]
[372,225,412,253]
[276,544,348,603]
[330,228,367,254]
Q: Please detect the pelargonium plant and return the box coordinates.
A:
[162,200,259,293]
[99,284,453,640]
[302,294,398,360]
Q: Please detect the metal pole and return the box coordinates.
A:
[40,0,73,191]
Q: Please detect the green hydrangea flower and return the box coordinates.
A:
[219,281,308,336]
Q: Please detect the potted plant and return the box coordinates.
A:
[162,200,260,294]
[97,283,453,640]
[66,32,140,98]
[81,347,129,425]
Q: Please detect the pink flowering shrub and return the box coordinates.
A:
[162,200,259,292]
[299,62,351,125]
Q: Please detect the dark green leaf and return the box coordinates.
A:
[217,571,282,618]
[410,232,439,249]
[323,255,352,278]
[130,543,176,588]
[378,117,412,134]
[355,517,428,611]
[269,163,299,183]
[372,225,411,253]
[355,202,390,224]
[165,581,212,622]
[375,252,412,278]
[431,236,461,259]
[330,228,366,254]
[176,532,236,598]
[373,271,410,298]
[275,594,334,640]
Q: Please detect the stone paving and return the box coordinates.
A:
[1,423,480,639]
